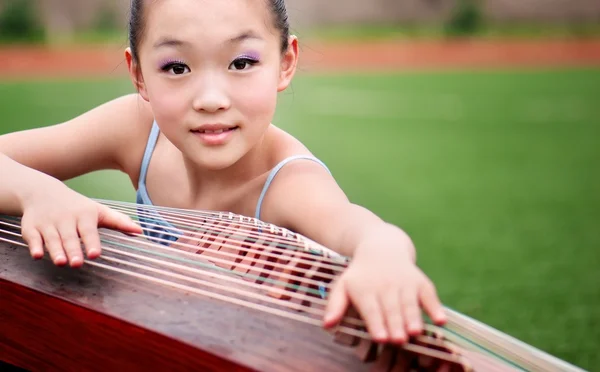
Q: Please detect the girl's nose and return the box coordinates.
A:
[192,76,231,113]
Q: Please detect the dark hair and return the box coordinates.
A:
[128,0,144,63]
[269,0,290,54]
[128,0,290,63]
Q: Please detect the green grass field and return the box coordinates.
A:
[1,68,599,370]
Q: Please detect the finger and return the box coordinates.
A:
[401,289,423,336]
[97,204,142,233]
[58,223,84,268]
[380,289,407,343]
[40,226,67,266]
[323,279,349,328]
[77,216,102,259]
[419,280,447,325]
[22,226,44,260]
[353,294,388,342]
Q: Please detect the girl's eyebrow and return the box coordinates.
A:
[153,37,189,49]
[228,30,263,44]
[153,30,262,50]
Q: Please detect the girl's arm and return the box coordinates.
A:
[259,160,413,259]
[0,94,153,183]
[258,160,447,345]
[0,93,151,266]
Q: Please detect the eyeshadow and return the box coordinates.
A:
[238,51,260,61]
[158,58,185,69]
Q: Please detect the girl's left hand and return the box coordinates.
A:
[322,242,447,344]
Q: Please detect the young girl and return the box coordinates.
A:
[0,0,446,345]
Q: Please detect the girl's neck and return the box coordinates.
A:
[182,128,272,204]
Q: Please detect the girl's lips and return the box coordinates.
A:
[191,126,238,146]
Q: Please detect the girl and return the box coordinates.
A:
[0,0,447,345]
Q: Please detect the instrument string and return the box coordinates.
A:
[435,322,532,371]
[0,219,362,327]
[100,246,327,308]
[0,229,349,325]
[101,199,346,261]
[98,254,326,318]
[102,228,340,286]
[100,230,325,296]
[90,252,471,365]
[0,209,346,275]
[0,218,339,300]
[8,201,347,273]
[100,199,348,263]
[100,198,308,236]
[103,202,348,267]
[442,312,569,372]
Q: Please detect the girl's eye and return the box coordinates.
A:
[229,58,258,71]
[162,63,190,75]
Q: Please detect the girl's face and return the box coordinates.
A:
[127,0,297,170]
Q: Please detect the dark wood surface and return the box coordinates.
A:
[0,279,255,372]
[0,237,371,372]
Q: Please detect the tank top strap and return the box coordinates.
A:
[255,155,331,221]
[138,120,161,190]
[135,120,181,245]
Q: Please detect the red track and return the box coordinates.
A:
[1,39,599,79]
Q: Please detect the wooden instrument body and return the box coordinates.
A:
[1,212,583,372]
[1,238,368,372]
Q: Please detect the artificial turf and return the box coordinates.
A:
[1,67,598,369]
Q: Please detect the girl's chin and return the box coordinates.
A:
[183,147,247,171]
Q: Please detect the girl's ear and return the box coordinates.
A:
[277,35,299,92]
[125,48,150,101]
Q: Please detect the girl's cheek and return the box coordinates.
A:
[236,72,279,116]
[148,81,188,119]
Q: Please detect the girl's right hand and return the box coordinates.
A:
[20,181,142,268]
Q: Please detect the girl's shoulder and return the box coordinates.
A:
[258,125,340,220]
[110,94,157,184]
[263,125,332,179]
[266,125,315,162]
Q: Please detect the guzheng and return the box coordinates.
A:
[0,199,587,372]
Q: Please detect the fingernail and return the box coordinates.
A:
[410,323,422,334]
[323,312,334,324]
[391,329,405,341]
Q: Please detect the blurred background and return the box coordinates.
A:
[1,0,599,370]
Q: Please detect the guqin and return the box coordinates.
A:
[0,199,587,371]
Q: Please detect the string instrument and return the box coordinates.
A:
[0,199,586,372]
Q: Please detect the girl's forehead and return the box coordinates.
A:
[145,0,273,34]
